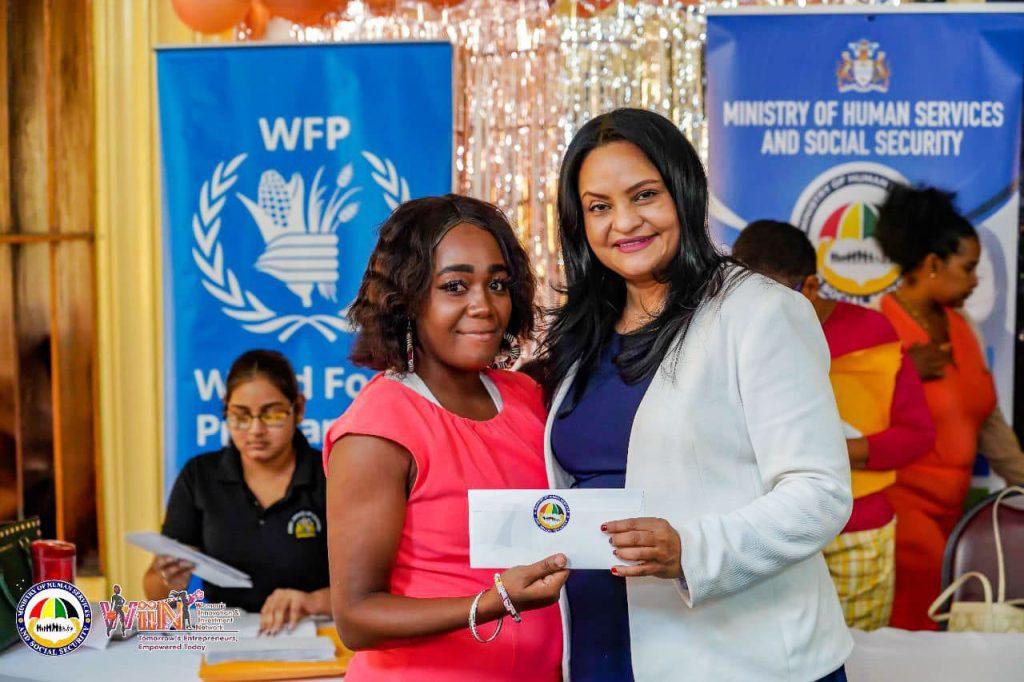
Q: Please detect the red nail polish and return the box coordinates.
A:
[601,524,607,531]
[610,567,618,575]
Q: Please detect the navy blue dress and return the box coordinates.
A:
[550,333,849,682]
[551,334,650,682]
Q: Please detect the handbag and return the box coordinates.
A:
[0,517,41,649]
[928,486,1024,633]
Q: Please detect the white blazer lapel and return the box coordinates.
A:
[544,361,578,489]
[542,361,579,681]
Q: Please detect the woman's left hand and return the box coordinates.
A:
[259,588,313,635]
[604,517,683,579]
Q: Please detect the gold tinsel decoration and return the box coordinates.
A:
[249,0,889,303]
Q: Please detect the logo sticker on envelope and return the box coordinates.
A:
[533,495,570,532]
[468,489,644,570]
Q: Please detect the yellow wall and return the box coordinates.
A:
[92,0,232,601]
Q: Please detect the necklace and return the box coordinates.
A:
[892,290,945,341]
[617,299,667,334]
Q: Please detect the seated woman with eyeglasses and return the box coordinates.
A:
[143,349,331,634]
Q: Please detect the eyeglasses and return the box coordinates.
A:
[225,407,293,431]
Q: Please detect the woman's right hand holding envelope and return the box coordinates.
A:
[483,553,569,616]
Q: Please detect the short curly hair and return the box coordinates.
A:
[349,194,536,372]
[732,220,816,287]
[875,184,976,274]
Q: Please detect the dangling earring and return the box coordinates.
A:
[505,333,522,364]
[406,319,415,373]
[493,333,522,370]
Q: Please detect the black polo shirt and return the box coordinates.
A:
[161,434,329,613]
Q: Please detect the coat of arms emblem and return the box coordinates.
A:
[836,39,891,94]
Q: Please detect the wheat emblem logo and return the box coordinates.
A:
[238,164,358,308]
[191,152,410,342]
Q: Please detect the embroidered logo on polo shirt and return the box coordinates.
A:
[287,510,322,539]
[533,495,570,533]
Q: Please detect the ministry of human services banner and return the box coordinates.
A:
[706,7,1024,424]
[157,43,453,492]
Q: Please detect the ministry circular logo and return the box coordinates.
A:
[17,580,92,655]
[790,162,907,300]
[534,495,570,533]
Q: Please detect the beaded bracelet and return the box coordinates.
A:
[493,573,522,623]
[469,589,503,643]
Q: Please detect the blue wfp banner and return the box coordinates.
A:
[157,43,452,492]
[706,7,1024,425]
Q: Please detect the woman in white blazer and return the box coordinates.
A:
[536,108,854,682]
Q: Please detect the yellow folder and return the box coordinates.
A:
[199,625,354,681]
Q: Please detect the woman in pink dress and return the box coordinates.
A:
[323,194,566,681]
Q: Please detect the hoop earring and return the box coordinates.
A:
[493,333,522,370]
[406,320,415,373]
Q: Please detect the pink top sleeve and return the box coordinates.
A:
[864,352,936,470]
[321,374,432,478]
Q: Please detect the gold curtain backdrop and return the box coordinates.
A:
[242,0,888,303]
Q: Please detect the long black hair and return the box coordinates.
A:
[538,108,734,408]
[225,349,300,405]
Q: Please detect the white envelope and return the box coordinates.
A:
[468,489,644,570]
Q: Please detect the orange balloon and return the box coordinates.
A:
[246,0,272,38]
[362,0,397,14]
[551,0,619,19]
[170,0,251,34]
[263,0,344,25]
[575,0,617,18]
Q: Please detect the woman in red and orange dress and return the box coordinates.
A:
[875,185,1024,630]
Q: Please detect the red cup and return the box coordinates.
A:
[31,540,77,584]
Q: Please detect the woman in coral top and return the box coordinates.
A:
[323,195,566,680]
[875,185,1024,630]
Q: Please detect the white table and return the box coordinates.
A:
[0,613,343,682]
[0,635,207,681]
[846,628,1024,681]
[2,627,1022,681]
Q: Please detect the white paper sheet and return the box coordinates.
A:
[232,611,318,639]
[469,488,644,570]
[203,636,336,664]
[126,531,253,588]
